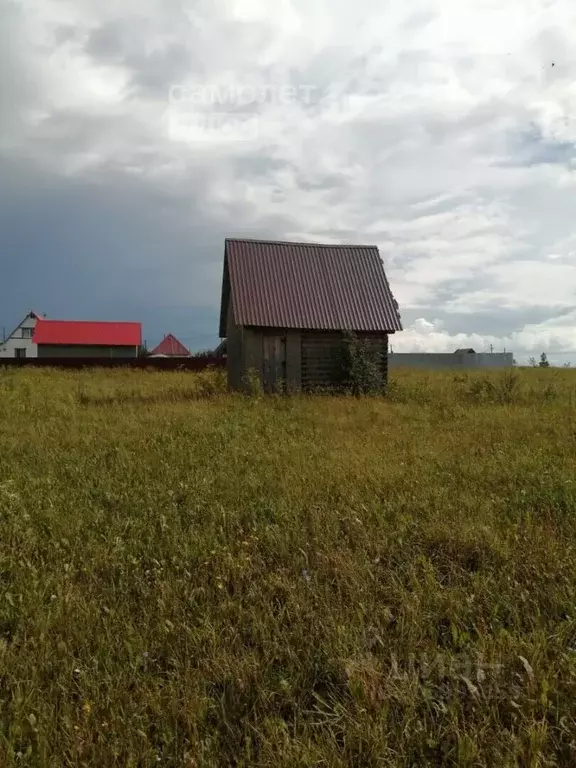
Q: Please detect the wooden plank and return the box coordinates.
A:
[262,334,287,393]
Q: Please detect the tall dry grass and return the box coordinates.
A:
[0,366,575,766]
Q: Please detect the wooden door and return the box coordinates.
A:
[262,334,286,393]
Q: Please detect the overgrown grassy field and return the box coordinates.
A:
[1,366,576,766]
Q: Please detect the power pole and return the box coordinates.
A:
[489,344,494,354]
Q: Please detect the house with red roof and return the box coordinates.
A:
[0,311,141,359]
[149,334,190,357]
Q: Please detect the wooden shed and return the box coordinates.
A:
[219,238,403,393]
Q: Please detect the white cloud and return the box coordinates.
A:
[395,313,576,364]
[2,0,576,356]
[446,261,576,312]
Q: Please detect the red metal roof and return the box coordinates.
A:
[219,238,402,335]
[150,334,190,356]
[33,319,141,346]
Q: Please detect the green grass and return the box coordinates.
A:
[1,366,576,766]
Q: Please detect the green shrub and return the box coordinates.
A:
[339,330,384,395]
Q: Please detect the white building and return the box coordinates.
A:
[0,311,41,359]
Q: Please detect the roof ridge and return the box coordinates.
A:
[225,237,378,249]
[38,318,139,325]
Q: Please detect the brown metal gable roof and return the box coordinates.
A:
[219,238,402,336]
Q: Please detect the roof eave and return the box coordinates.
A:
[238,322,402,333]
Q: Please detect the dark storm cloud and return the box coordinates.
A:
[0,157,225,346]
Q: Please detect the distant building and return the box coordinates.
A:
[219,238,402,392]
[388,350,514,370]
[149,334,190,357]
[0,312,141,359]
[0,311,42,359]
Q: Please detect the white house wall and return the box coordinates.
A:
[0,314,39,358]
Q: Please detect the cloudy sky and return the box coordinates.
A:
[2,0,575,362]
